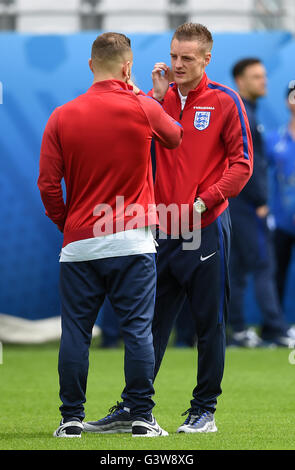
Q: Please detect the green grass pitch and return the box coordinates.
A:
[0,341,294,450]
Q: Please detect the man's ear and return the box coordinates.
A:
[235,76,243,91]
[122,61,131,81]
[89,58,94,73]
[204,52,211,67]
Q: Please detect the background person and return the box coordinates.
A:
[228,58,294,347]
[265,84,295,334]
[38,32,182,438]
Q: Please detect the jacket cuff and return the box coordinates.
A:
[199,186,225,211]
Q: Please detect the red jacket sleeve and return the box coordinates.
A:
[199,93,253,210]
[137,95,183,148]
[37,107,66,232]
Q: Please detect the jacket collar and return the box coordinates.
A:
[171,72,209,97]
[87,79,133,93]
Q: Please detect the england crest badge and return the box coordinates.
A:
[194,111,211,131]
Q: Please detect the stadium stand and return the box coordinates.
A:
[16,0,80,33]
[0,0,294,33]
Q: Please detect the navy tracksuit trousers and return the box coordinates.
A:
[152,208,231,414]
[58,253,156,421]
[229,199,287,339]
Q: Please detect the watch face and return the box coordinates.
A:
[193,201,202,213]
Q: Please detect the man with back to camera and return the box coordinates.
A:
[89,23,253,435]
[228,58,295,348]
[37,32,183,438]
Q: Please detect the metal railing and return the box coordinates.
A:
[253,0,285,30]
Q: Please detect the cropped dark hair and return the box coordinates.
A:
[232,58,262,78]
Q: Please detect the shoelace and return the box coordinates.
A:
[181,408,194,425]
[102,401,124,421]
[191,410,210,427]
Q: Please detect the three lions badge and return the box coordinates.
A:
[194,111,211,131]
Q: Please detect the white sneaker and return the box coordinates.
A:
[230,328,263,348]
[178,410,217,433]
[53,418,84,438]
[287,326,295,340]
[132,415,168,437]
[177,408,198,433]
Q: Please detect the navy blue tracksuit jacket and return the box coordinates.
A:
[229,98,287,338]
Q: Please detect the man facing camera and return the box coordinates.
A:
[116,23,253,434]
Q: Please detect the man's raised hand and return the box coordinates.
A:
[152,62,171,102]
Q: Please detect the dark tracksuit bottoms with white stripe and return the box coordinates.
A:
[58,253,157,421]
[152,208,231,414]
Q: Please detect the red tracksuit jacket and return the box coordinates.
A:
[149,72,253,233]
[38,80,183,247]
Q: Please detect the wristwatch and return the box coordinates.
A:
[193,197,207,214]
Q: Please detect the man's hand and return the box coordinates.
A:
[152,62,171,101]
[256,204,269,218]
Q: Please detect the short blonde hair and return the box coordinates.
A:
[91,32,132,66]
[172,23,213,52]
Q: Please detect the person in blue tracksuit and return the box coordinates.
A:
[265,85,295,325]
[228,58,293,347]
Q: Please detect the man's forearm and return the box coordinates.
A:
[39,185,66,232]
[199,161,252,210]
